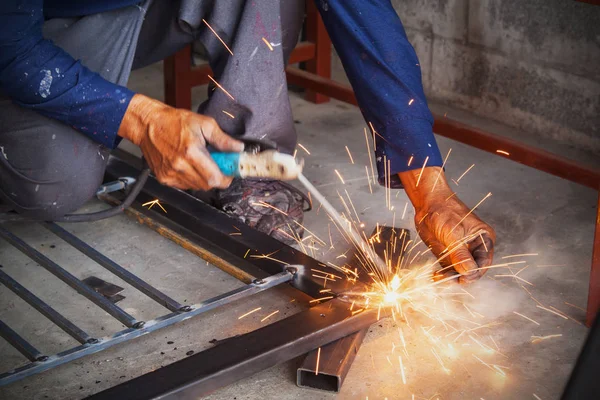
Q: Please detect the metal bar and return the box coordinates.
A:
[105,153,361,299]
[0,225,141,329]
[43,222,189,313]
[163,44,193,109]
[102,192,261,285]
[431,118,600,190]
[587,192,600,327]
[0,270,295,386]
[296,227,408,392]
[284,67,600,190]
[297,328,368,392]
[288,41,317,64]
[286,67,358,106]
[0,320,46,362]
[0,268,93,345]
[87,299,378,400]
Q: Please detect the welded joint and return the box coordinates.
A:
[285,264,304,279]
[251,265,302,286]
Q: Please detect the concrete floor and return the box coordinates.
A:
[1,62,598,400]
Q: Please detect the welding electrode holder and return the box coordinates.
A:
[58,138,280,222]
[209,138,304,181]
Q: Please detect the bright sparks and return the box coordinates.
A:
[456,164,475,183]
[315,347,321,375]
[531,334,562,344]
[238,307,262,319]
[207,75,235,101]
[334,169,346,184]
[415,156,429,187]
[142,199,167,213]
[261,310,280,322]
[202,19,233,56]
[345,146,355,164]
[261,37,274,51]
[222,110,235,118]
[297,143,311,155]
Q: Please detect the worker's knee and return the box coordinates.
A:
[0,96,111,221]
[0,163,106,221]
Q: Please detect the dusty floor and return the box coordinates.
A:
[0,62,598,400]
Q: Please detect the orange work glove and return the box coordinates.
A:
[399,167,496,283]
[118,94,244,190]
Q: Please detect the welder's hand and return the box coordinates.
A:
[399,167,496,284]
[118,94,244,190]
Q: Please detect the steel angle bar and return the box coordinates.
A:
[104,152,362,298]
[88,299,378,400]
[0,268,93,344]
[0,225,142,329]
[0,320,46,362]
[42,222,189,313]
[0,270,294,386]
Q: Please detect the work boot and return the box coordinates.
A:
[213,179,311,246]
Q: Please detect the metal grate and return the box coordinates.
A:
[0,221,296,385]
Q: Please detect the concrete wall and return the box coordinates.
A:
[330,0,600,155]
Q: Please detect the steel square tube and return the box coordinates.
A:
[0,225,141,329]
[0,320,46,362]
[42,222,189,313]
[0,268,92,344]
[297,328,368,392]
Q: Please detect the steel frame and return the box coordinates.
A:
[0,151,375,395]
[0,218,296,385]
[79,153,381,398]
[89,299,377,400]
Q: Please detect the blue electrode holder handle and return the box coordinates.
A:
[210,152,241,177]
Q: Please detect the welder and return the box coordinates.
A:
[0,0,495,283]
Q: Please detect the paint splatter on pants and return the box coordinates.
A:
[0,0,304,220]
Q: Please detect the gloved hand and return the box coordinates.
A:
[118,94,244,190]
[399,167,496,283]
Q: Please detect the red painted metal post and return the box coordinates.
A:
[163,45,193,110]
[304,1,331,104]
[587,192,600,326]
